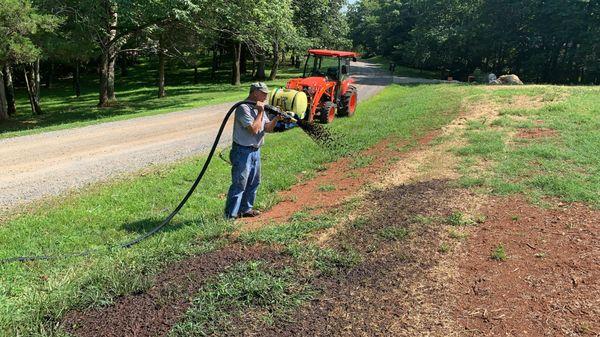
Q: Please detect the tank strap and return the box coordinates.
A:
[270,87,280,106]
[290,91,300,110]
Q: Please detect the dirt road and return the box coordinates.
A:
[0,61,390,213]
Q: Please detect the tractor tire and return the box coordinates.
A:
[338,86,358,117]
[319,101,336,124]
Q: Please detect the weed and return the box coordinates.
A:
[474,214,487,224]
[317,184,336,192]
[448,228,469,240]
[511,215,520,221]
[350,216,369,229]
[446,212,475,226]
[491,244,508,261]
[377,227,410,241]
[350,155,374,169]
[439,242,450,254]
[412,214,437,225]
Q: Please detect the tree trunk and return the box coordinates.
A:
[255,54,266,81]
[240,46,247,75]
[0,69,8,121]
[3,64,16,115]
[120,55,128,76]
[158,37,166,98]
[231,41,241,86]
[34,59,41,100]
[107,53,116,100]
[74,61,81,97]
[99,0,118,107]
[99,52,110,106]
[269,40,279,81]
[24,66,43,115]
[193,64,199,84]
[46,61,54,89]
[211,44,218,80]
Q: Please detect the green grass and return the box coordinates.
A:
[317,184,336,192]
[0,83,465,335]
[377,227,410,241]
[285,243,362,275]
[350,155,374,169]
[0,59,303,139]
[457,86,600,207]
[238,214,335,245]
[364,56,440,79]
[170,261,313,336]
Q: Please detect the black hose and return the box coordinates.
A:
[1,100,255,265]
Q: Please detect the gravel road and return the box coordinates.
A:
[0,61,391,213]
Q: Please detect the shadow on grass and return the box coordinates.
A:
[120,217,190,235]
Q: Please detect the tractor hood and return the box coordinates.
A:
[286,77,329,91]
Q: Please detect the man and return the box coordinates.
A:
[224,82,282,219]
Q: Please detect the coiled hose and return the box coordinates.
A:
[1,100,257,264]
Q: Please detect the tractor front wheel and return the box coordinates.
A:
[338,86,358,117]
[319,101,336,124]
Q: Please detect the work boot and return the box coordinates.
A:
[241,209,261,218]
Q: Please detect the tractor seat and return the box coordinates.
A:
[326,67,339,80]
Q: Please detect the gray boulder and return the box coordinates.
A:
[491,74,524,85]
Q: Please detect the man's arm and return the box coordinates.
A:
[244,101,281,134]
[245,102,264,135]
[264,114,282,133]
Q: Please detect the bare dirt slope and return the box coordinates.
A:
[62,88,599,337]
[0,61,390,213]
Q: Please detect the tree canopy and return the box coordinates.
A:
[348,0,600,84]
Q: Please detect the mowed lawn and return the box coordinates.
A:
[1,83,599,335]
[0,60,302,139]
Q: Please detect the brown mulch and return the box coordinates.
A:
[456,197,600,337]
[249,180,468,336]
[62,244,283,337]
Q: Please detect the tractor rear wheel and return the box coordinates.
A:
[319,101,336,124]
[338,86,358,117]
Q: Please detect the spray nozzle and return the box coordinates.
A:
[265,104,298,123]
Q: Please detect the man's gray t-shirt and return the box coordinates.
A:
[233,103,270,148]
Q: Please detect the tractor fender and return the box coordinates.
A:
[340,77,356,95]
[308,82,336,122]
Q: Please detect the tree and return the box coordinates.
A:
[348,0,600,84]
[0,0,57,119]
[49,0,198,106]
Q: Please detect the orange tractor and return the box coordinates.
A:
[270,49,359,124]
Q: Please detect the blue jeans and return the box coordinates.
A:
[224,143,261,218]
